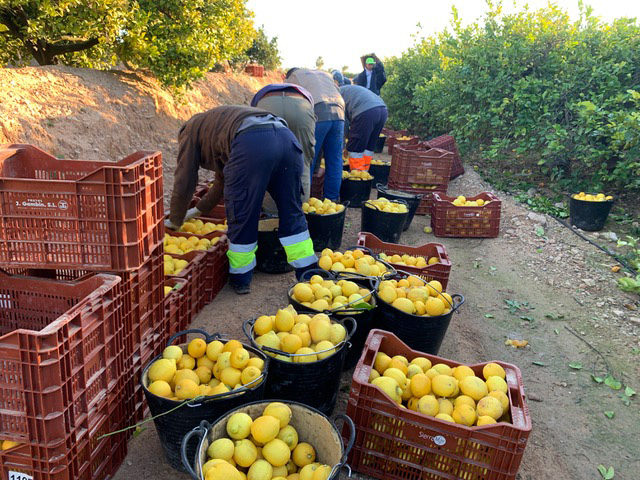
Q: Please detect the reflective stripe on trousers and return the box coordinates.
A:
[279,230,317,268]
[227,242,258,274]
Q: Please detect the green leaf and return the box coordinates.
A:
[535,226,545,237]
[620,395,631,406]
[520,315,534,322]
[489,266,497,271]
[604,411,614,419]
[592,375,604,383]
[624,386,635,397]
[568,362,583,370]
[632,347,640,355]
[484,314,494,318]
[532,361,546,366]
[597,465,614,479]
[351,302,375,311]
[604,375,622,390]
[554,328,559,335]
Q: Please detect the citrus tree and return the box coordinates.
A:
[383,3,640,191]
[0,0,256,88]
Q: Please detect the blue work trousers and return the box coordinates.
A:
[311,120,345,200]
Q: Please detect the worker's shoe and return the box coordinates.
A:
[229,271,252,295]
[231,283,251,295]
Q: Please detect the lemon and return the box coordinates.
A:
[175,379,200,399]
[272,465,288,477]
[369,369,380,382]
[247,357,265,370]
[374,352,392,374]
[454,395,476,409]
[205,462,243,480]
[208,438,234,460]
[241,366,262,385]
[195,366,212,384]
[309,315,331,343]
[329,323,347,344]
[231,348,250,369]
[477,396,503,420]
[247,459,273,480]
[163,345,183,362]
[486,376,508,394]
[251,415,280,444]
[223,339,243,353]
[477,415,497,426]
[371,376,402,403]
[299,464,319,480]
[453,365,476,381]
[406,364,423,378]
[175,368,201,385]
[489,390,510,412]
[187,338,207,358]
[309,274,324,284]
[311,464,332,480]
[281,334,303,354]
[409,374,431,397]
[435,413,455,423]
[452,404,477,426]
[392,297,415,314]
[425,368,440,379]
[459,376,489,401]
[275,309,296,332]
[315,340,336,360]
[233,439,258,467]
[410,357,432,371]
[263,438,291,467]
[227,413,253,440]
[178,354,196,370]
[277,425,299,450]
[483,363,506,380]
[383,368,408,389]
[293,283,315,303]
[432,363,453,376]
[198,356,215,370]
[310,299,329,311]
[438,398,454,416]
[148,380,172,398]
[217,351,232,370]
[431,375,456,397]
[292,442,316,467]
[148,358,177,383]
[294,347,318,363]
[254,316,274,336]
[202,459,220,476]
[211,383,230,395]
[255,332,281,351]
[426,280,443,296]
[221,367,242,387]
[425,297,445,316]
[418,395,439,416]
[205,340,224,362]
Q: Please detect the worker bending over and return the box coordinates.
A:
[166,106,318,294]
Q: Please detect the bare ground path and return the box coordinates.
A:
[115,152,640,480]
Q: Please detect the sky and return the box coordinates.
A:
[246,0,640,73]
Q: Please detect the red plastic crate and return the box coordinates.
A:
[245,64,264,77]
[311,167,326,199]
[0,398,128,480]
[389,145,453,192]
[356,232,452,290]
[164,278,189,339]
[384,181,445,216]
[0,144,164,271]
[381,128,409,137]
[346,329,532,480]
[426,135,465,179]
[165,250,208,321]
[431,192,501,238]
[0,271,124,447]
[189,197,227,218]
[387,135,419,156]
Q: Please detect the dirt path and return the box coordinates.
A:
[114,152,640,480]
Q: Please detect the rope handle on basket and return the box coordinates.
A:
[329,413,356,477]
[166,328,222,347]
[181,420,211,479]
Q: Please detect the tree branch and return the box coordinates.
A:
[48,37,99,56]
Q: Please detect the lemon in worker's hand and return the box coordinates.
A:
[477,396,503,420]
[148,380,172,398]
[148,358,177,383]
[482,362,506,380]
[175,379,200,399]
[208,438,234,461]
[247,459,273,480]
[234,438,258,467]
[227,413,253,440]
[452,404,477,426]
[459,375,489,401]
[292,442,316,468]
[262,438,291,467]
[277,425,299,450]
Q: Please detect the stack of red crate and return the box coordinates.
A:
[425,134,465,179]
[0,143,167,477]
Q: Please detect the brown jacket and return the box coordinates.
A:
[170,106,268,225]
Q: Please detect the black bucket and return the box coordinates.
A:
[340,178,373,207]
[306,201,349,251]
[570,196,614,232]
[290,269,379,370]
[361,199,409,244]
[256,217,293,273]
[375,285,464,354]
[376,184,423,231]
[373,135,387,153]
[140,329,269,472]
[243,316,355,415]
[369,163,391,186]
